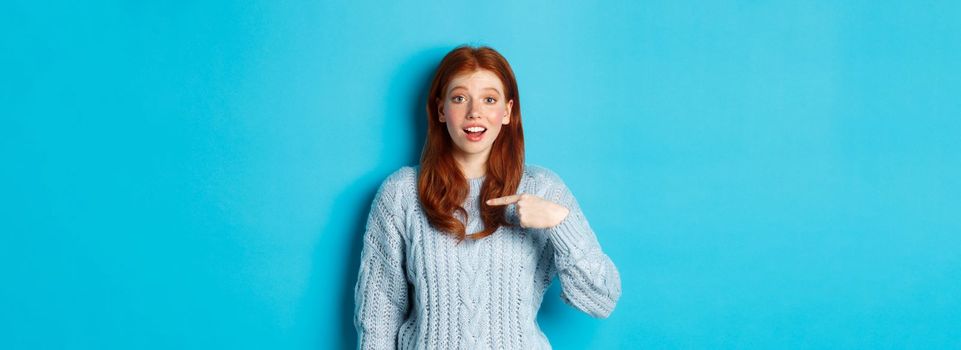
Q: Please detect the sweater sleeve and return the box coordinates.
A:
[354,173,410,349]
[540,172,622,319]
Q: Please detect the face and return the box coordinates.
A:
[437,69,514,159]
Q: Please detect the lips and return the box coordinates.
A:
[463,125,487,142]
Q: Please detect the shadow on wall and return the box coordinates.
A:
[321,46,449,349]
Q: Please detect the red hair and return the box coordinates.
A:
[418,45,525,241]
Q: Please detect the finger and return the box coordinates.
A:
[486,194,521,206]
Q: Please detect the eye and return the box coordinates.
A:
[451,96,465,103]
[485,97,497,104]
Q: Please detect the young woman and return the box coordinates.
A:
[354,45,621,349]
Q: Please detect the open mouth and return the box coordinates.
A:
[463,126,487,141]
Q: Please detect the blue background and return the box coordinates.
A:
[3,1,960,349]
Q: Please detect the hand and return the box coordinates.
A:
[486,193,570,229]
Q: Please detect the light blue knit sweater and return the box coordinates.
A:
[353,164,621,349]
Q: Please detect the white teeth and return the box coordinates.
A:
[465,127,486,133]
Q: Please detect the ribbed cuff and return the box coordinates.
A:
[545,213,594,260]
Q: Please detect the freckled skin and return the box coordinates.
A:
[437,69,512,172]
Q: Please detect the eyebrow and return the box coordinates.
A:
[448,85,502,95]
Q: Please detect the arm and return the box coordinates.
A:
[542,176,622,319]
[354,176,410,349]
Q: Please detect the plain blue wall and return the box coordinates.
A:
[3,1,959,348]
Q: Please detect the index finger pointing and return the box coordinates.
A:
[486,194,521,206]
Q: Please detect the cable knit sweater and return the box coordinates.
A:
[353,164,621,349]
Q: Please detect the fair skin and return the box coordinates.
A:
[438,69,570,229]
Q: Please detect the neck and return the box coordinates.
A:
[452,148,489,179]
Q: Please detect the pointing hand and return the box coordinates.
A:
[486,193,570,229]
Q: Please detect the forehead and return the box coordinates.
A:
[446,70,505,94]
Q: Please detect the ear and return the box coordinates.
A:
[436,97,445,123]
[502,99,513,125]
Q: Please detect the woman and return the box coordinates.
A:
[353,45,621,349]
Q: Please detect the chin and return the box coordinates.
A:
[456,145,489,155]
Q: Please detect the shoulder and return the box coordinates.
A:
[384,165,418,187]
[522,164,579,205]
[375,165,418,204]
[524,163,565,185]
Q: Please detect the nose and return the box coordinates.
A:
[467,103,480,119]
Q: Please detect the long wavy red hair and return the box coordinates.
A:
[418,45,525,241]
